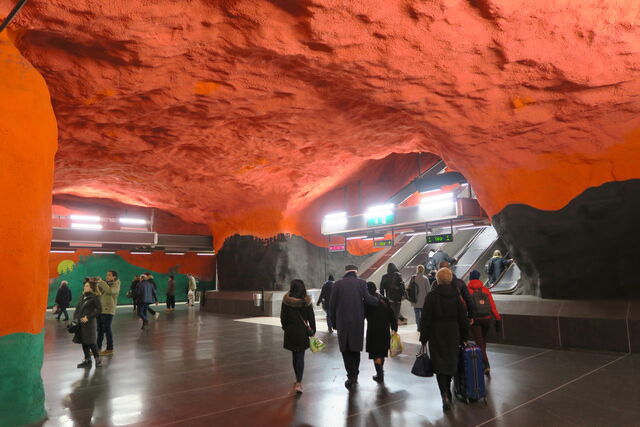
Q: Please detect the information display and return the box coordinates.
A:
[328,244,346,252]
[366,214,395,227]
[426,233,453,244]
[373,239,393,248]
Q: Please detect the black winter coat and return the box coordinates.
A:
[453,274,475,318]
[73,293,102,345]
[365,295,398,357]
[317,281,334,310]
[281,294,316,352]
[329,272,379,352]
[419,284,469,376]
[380,264,405,302]
[55,285,72,308]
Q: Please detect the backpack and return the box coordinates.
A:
[407,276,418,303]
[472,289,492,317]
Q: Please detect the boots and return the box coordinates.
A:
[372,363,384,383]
[441,393,451,411]
[95,357,102,367]
[77,359,92,368]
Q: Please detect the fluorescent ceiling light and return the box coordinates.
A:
[324,212,347,220]
[50,250,75,253]
[346,235,369,240]
[70,214,101,222]
[119,217,147,225]
[93,251,115,254]
[71,223,103,230]
[130,251,151,255]
[420,193,454,203]
[364,203,394,218]
[196,252,215,256]
[166,252,185,256]
[69,242,102,247]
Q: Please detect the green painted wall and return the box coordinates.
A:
[49,254,213,307]
[0,331,45,426]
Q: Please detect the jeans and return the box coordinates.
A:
[471,318,493,368]
[56,307,68,320]
[292,351,305,382]
[97,314,114,350]
[166,295,176,309]
[341,351,361,380]
[138,303,150,321]
[82,344,99,360]
[323,308,333,331]
[147,305,156,316]
[414,308,423,331]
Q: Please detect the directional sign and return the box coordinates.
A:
[373,239,394,248]
[426,233,453,244]
[366,214,395,227]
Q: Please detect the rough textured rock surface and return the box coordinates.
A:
[493,179,640,299]
[4,0,640,249]
[217,234,369,291]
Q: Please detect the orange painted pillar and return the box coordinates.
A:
[0,30,57,425]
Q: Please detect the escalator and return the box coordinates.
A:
[453,227,501,280]
[489,262,521,294]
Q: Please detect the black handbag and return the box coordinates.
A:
[297,310,314,337]
[66,321,80,334]
[411,344,434,377]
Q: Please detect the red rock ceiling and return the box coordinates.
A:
[3,0,640,247]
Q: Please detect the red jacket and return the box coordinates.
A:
[467,280,501,320]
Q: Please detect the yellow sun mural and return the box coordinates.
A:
[57,260,75,275]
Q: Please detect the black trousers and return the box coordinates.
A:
[56,307,69,320]
[166,295,176,309]
[436,374,452,397]
[147,306,156,315]
[82,344,99,360]
[341,351,361,380]
[292,351,305,382]
[97,314,114,350]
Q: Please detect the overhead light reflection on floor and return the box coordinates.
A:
[110,394,143,426]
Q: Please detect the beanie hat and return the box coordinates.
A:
[470,270,481,280]
[345,264,358,272]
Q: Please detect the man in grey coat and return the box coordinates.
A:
[329,264,379,390]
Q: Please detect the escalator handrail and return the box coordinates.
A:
[453,227,494,269]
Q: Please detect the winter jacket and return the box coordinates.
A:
[317,280,334,310]
[419,284,469,376]
[280,294,316,352]
[55,285,72,309]
[411,274,430,309]
[380,263,406,302]
[329,271,379,352]
[365,294,398,357]
[487,257,510,284]
[73,292,102,345]
[167,278,176,296]
[188,276,197,292]
[430,250,455,270]
[137,279,158,304]
[467,279,501,320]
[97,279,120,315]
[453,274,475,318]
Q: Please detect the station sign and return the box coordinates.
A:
[426,233,453,244]
[366,214,395,227]
[373,239,393,248]
[328,244,346,252]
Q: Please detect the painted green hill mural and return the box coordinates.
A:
[48,254,213,307]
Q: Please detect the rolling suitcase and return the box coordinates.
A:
[454,344,487,403]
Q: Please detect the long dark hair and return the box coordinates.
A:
[289,279,307,299]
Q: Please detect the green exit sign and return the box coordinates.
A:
[373,239,393,248]
[367,214,395,227]
[426,233,453,244]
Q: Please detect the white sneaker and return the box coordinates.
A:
[154,312,160,320]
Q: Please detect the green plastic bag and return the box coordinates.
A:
[309,337,326,353]
[390,332,403,357]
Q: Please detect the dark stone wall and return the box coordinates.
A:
[217,234,371,291]
[493,179,640,299]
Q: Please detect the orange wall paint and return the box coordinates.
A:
[0,32,58,336]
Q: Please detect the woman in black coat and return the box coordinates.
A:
[365,282,398,383]
[419,268,469,410]
[280,279,316,394]
[73,279,103,368]
[55,280,72,321]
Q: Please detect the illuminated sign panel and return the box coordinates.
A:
[366,214,395,227]
[426,233,453,244]
[373,239,393,248]
[328,244,346,252]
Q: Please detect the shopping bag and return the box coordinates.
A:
[390,332,403,357]
[411,344,433,377]
[309,336,326,353]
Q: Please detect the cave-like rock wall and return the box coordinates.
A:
[217,234,370,291]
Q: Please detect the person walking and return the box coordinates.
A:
[430,248,456,272]
[142,273,160,319]
[73,279,103,368]
[187,274,198,306]
[329,264,379,390]
[137,274,159,329]
[96,271,120,357]
[410,265,430,331]
[280,279,316,394]
[55,281,72,321]
[364,282,398,383]
[439,261,475,320]
[166,275,176,311]
[486,250,512,285]
[316,275,335,333]
[380,263,407,324]
[419,268,469,410]
[129,275,140,313]
[467,270,501,375]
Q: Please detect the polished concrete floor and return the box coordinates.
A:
[39,305,640,426]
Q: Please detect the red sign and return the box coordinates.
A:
[329,244,346,252]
